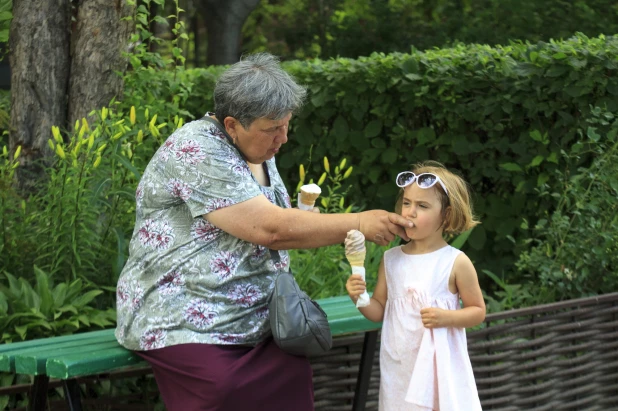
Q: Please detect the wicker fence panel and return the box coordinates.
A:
[312,293,618,411]
[468,293,618,411]
[310,333,381,411]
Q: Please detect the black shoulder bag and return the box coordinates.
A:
[268,250,333,357]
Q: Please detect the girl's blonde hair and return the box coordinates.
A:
[395,161,479,235]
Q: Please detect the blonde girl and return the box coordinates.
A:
[346,161,485,410]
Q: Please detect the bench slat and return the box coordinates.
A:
[0,329,113,373]
[46,347,144,379]
[15,340,121,376]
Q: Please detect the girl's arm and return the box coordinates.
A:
[345,256,388,323]
[420,253,486,329]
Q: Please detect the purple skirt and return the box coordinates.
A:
[136,338,314,411]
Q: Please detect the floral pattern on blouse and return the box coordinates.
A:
[115,116,291,351]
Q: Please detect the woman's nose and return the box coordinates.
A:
[275,126,288,144]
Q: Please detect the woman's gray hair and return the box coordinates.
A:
[214,53,307,128]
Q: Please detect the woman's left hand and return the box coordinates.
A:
[420,307,449,328]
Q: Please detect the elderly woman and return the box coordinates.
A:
[115,53,411,410]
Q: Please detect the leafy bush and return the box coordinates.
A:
[134,33,618,285]
[514,107,618,300]
[0,268,115,343]
[245,0,618,60]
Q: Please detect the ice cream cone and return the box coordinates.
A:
[345,230,370,307]
[345,252,366,268]
[298,183,321,210]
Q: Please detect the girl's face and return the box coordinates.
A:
[400,183,446,240]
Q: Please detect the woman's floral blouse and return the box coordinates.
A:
[115,116,292,351]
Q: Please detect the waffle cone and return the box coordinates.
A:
[299,190,320,206]
[345,252,366,267]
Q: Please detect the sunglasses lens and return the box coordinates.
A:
[397,172,415,187]
[417,174,438,188]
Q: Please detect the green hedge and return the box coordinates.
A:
[128,33,618,279]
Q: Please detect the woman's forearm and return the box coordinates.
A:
[266,208,360,250]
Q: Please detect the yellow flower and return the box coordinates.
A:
[339,158,347,170]
[112,132,123,141]
[317,172,327,186]
[299,164,305,182]
[78,123,87,140]
[93,155,102,168]
[52,126,63,143]
[101,107,108,121]
[87,134,95,151]
[343,166,353,179]
[13,145,21,160]
[81,118,89,132]
[323,157,330,173]
[137,130,144,143]
[149,123,160,138]
[48,140,55,151]
[56,145,66,159]
[130,106,136,125]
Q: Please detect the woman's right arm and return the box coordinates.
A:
[205,194,411,249]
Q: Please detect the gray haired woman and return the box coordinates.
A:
[115,53,411,410]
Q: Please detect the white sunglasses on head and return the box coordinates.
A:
[395,171,448,195]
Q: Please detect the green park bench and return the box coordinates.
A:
[0,295,382,411]
[2,292,618,410]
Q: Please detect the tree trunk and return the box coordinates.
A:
[9,0,71,191]
[68,0,135,125]
[198,0,261,65]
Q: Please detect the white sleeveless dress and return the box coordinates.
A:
[379,245,482,411]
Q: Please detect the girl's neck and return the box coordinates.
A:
[401,235,448,255]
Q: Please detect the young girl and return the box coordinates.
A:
[346,161,485,411]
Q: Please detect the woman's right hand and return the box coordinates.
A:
[346,274,366,302]
[358,210,412,245]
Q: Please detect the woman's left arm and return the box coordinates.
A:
[420,253,486,329]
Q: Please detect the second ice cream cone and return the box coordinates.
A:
[298,183,321,210]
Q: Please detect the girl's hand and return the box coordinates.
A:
[346,274,366,302]
[420,307,449,328]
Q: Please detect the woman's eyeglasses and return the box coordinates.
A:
[395,171,448,195]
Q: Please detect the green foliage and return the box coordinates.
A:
[121,0,196,122]
[0,104,182,346]
[514,107,618,300]
[2,106,178,283]
[0,0,11,44]
[126,33,618,282]
[244,0,618,59]
[0,268,115,343]
[289,155,361,298]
